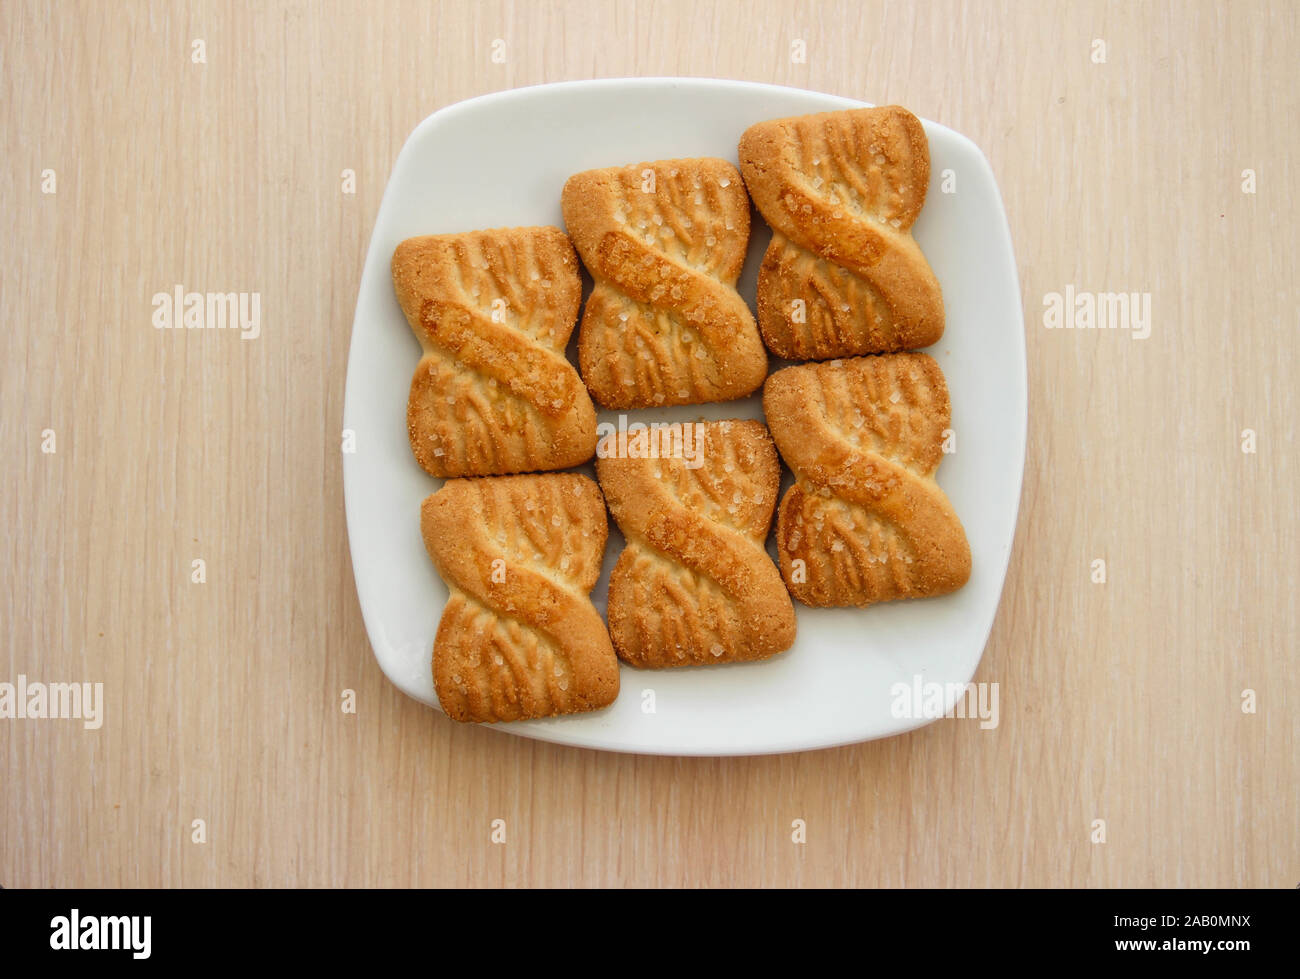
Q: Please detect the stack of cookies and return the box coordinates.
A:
[392,105,971,724]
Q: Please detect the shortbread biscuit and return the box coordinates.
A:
[596,420,796,667]
[764,355,970,607]
[739,106,944,361]
[562,159,768,409]
[421,473,619,722]
[392,227,597,477]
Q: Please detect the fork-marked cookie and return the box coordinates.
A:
[392,227,597,477]
[563,159,768,409]
[739,107,944,361]
[422,473,619,722]
[764,354,970,607]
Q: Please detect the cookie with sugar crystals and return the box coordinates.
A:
[562,158,768,409]
[739,106,945,361]
[763,354,970,607]
[392,227,597,478]
[421,473,619,722]
[596,419,796,667]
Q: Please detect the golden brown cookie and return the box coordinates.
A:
[421,473,619,722]
[763,355,970,607]
[392,227,597,477]
[562,159,769,409]
[596,419,796,667]
[739,106,944,361]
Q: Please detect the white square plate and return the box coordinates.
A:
[343,78,1025,756]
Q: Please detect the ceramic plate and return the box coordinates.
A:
[343,78,1025,755]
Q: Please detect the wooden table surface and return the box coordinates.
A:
[2,0,1296,888]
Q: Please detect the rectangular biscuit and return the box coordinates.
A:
[596,419,796,667]
[562,159,769,409]
[763,354,970,607]
[739,107,945,361]
[421,473,619,722]
[392,227,597,477]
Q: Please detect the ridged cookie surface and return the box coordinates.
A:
[739,106,944,361]
[596,419,796,667]
[392,227,598,477]
[562,159,768,409]
[764,355,970,607]
[421,474,619,722]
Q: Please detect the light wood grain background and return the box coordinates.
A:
[2,0,1296,888]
